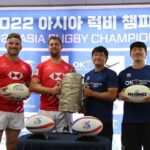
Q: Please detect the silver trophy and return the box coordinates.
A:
[59,73,83,113]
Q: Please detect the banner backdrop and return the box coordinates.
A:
[0,5,150,150]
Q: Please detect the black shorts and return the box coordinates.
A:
[121,123,150,150]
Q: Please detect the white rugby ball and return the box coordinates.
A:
[72,116,103,136]
[4,83,30,100]
[25,114,55,134]
[123,84,150,103]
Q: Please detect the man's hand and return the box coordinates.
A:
[83,83,93,97]
[118,89,130,102]
[51,80,62,95]
[142,96,150,103]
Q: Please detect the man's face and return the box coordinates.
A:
[5,38,22,56]
[48,39,62,58]
[92,52,108,67]
[130,47,147,62]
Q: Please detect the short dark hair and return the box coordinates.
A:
[92,46,108,57]
[48,36,62,47]
[130,41,147,52]
[7,33,22,42]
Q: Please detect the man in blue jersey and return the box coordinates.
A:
[118,41,150,150]
[83,46,118,148]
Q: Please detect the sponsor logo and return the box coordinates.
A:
[8,71,23,80]
[127,92,147,97]
[82,120,91,130]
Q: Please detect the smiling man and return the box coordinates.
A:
[30,36,75,132]
[0,33,32,150]
[118,41,150,150]
[83,46,118,149]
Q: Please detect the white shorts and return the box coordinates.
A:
[0,111,24,130]
[39,110,73,132]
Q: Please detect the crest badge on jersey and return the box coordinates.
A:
[33,69,39,75]
[127,73,131,78]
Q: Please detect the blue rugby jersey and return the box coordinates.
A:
[118,65,150,123]
[84,67,118,122]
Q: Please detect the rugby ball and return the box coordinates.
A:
[25,114,55,134]
[123,84,150,103]
[72,116,103,136]
[4,83,30,100]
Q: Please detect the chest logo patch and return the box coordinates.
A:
[49,73,63,80]
[8,71,23,80]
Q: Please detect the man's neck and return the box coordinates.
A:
[6,54,19,62]
[132,61,146,69]
[50,57,62,64]
[94,65,105,72]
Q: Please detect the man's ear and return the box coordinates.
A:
[105,56,108,64]
[20,45,22,50]
[5,43,7,49]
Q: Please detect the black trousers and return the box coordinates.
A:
[121,123,150,150]
[98,122,113,150]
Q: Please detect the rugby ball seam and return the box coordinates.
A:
[26,122,55,130]
[73,125,103,134]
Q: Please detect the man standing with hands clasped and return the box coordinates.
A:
[83,46,118,149]
[118,41,150,150]
[30,36,75,132]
